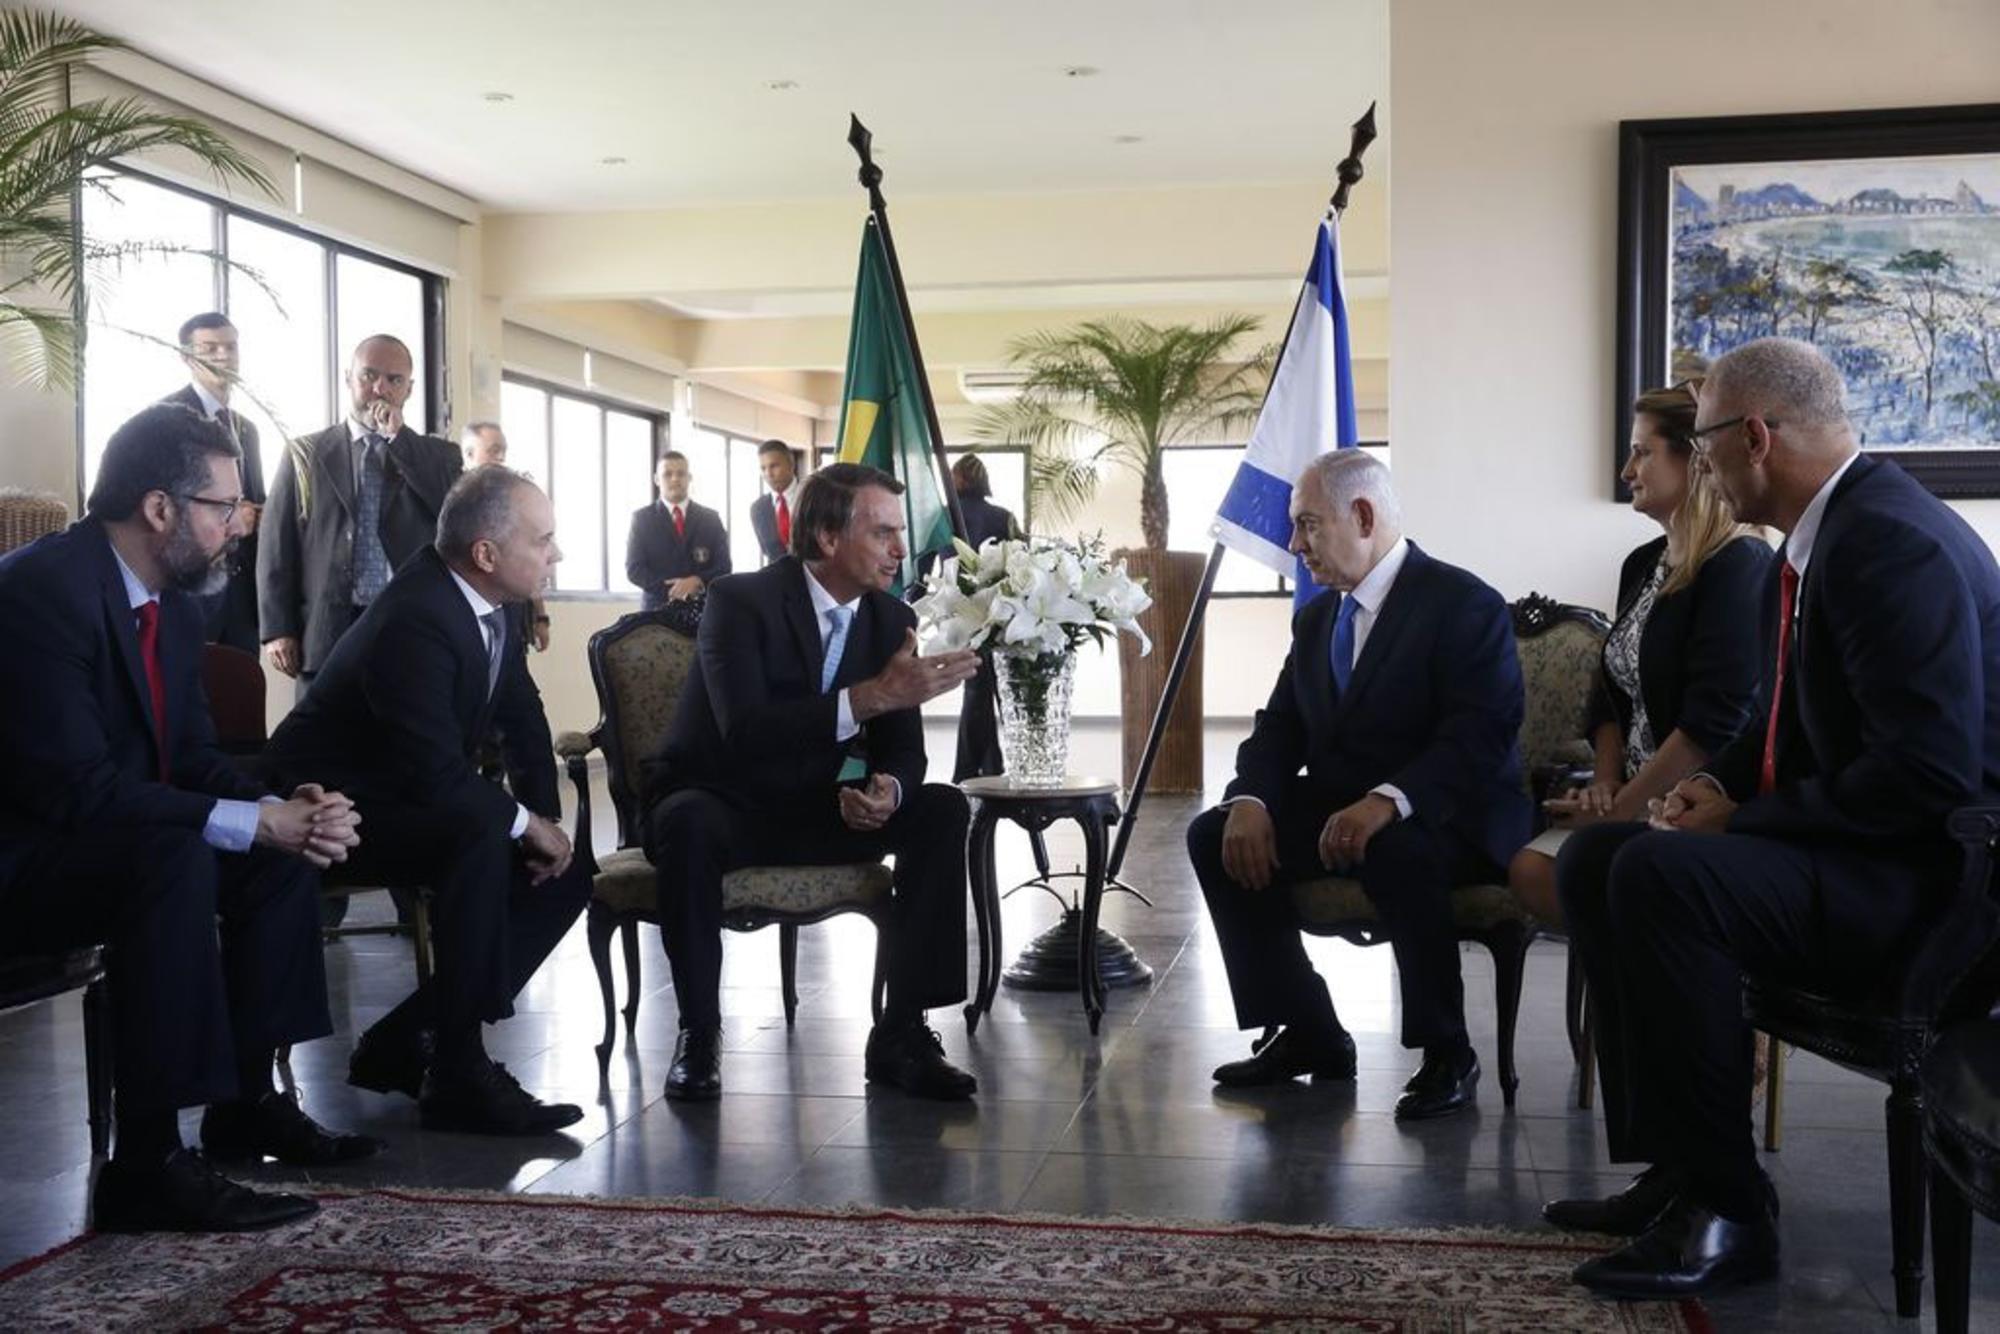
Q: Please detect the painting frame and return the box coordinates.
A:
[1615,103,2000,499]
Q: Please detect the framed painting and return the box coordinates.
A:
[1615,103,2000,497]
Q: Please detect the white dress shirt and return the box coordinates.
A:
[1783,450,1861,587]
[447,567,533,840]
[801,563,901,810]
[109,547,269,851]
[190,380,228,420]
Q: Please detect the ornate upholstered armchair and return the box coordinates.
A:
[556,609,890,1067]
[1282,593,1608,1108]
[0,489,112,1155]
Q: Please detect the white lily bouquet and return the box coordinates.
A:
[915,534,1152,784]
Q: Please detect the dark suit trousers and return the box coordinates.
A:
[1558,821,1935,1215]
[328,800,590,1039]
[645,782,970,1029]
[4,826,329,1116]
[952,656,1003,782]
[1189,777,1492,1050]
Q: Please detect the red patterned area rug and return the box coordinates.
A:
[0,1189,1710,1331]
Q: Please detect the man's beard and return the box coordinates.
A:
[161,515,233,596]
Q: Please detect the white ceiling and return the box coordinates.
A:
[57,0,1387,213]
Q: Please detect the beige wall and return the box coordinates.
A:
[1391,0,2000,614]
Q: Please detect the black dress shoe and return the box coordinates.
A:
[1212,1027,1358,1087]
[93,1148,319,1234]
[1544,1165,1683,1236]
[664,1026,722,1102]
[1394,1048,1479,1120]
[1573,1197,1779,1299]
[201,1091,385,1167]
[864,1022,977,1100]
[349,1024,435,1100]
[419,1058,584,1136]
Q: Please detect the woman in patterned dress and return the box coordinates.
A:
[1507,381,1772,925]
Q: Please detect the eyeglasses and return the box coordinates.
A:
[1686,415,1779,457]
[172,492,244,523]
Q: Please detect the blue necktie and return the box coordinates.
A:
[821,605,853,692]
[1330,595,1358,694]
[354,433,392,603]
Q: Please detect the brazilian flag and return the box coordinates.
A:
[835,220,955,592]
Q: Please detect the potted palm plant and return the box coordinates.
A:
[1,9,272,393]
[975,314,1269,791]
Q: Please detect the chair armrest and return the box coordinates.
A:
[1899,803,2000,1021]
[558,732,601,878]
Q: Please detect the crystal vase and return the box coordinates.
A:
[993,650,1077,786]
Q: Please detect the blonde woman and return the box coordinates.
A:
[1508,382,1771,925]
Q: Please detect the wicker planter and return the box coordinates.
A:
[1114,548,1206,793]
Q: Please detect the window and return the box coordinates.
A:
[1161,443,1391,597]
[499,376,665,595]
[78,168,441,497]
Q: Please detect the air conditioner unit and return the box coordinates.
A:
[957,368,1030,404]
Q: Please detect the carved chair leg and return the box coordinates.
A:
[619,919,642,1030]
[81,979,112,1157]
[1489,928,1529,1109]
[779,923,801,1027]
[1578,991,1597,1111]
[1886,1079,1929,1320]
[412,894,435,986]
[1762,1035,1785,1152]
[1929,1159,1974,1334]
[586,902,620,1064]
[1564,942,1588,1065]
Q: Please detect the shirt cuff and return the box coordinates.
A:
[885,776,903,812]
[511,803,531,839]
[203,797,264,853]
[1222,795,1266,810]
[835,688,859,742]
[1369,784,1412,820]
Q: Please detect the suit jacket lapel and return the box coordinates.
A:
[313,425,357,520]
[778,560,823,679]
[91,528,161,761]
[1332,545,1428,721]
[1295,594,1338,734]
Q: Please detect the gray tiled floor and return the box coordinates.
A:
[2,721,1996,1331]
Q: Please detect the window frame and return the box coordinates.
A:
[75,163,447,505]
[503,372,668,601]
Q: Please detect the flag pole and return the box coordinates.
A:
[1105,102,1377,887]
[847,114,970,544]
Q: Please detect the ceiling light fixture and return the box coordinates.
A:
[481,91,513,103]
[765,79,799,92]
[1113,134,1143,144]
[600,156,628,166]
[1062,65,1099,78]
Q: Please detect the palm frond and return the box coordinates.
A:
[0,297,74,389]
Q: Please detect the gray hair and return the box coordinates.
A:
[436,464,531,561]
[1705,337,1850,432]
[1300,449,1402,529]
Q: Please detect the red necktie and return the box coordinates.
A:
[1759,561,1799,795]
[775,492,791,547]
[135,600,169,779]
[672,505,686,538]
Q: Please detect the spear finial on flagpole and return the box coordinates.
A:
[1328,102,1378,217]
[849,114,887,215]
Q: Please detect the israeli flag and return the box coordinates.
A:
[1211,217,1356,605]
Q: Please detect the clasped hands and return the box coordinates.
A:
[1220,792,1398,891]
[1645,774,1735,834]
[254,783,361,868]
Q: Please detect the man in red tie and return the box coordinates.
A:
[624,450,731,612]
[0,404,375,1234]
[748,438,801,565]
[1547,339,2000,1300]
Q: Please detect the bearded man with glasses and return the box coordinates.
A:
[0,403,378,1234]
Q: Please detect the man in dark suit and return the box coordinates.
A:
[0,405,374,1233]
[258,333,461,689]
[1549,338,2000,1299]
[642,463,981,1101]
[937,453,1020,782]
[263,466,590,1136]
[746,438,802,565]
[626,450,731,610]
[1187,449,1530,1120]
[163,312,264,653]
